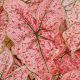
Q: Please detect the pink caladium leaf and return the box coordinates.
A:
[3,0,66,79]
[4,66,33,80]
[0,48,13,79]
[0,0,80,80]
[60,70,80,80]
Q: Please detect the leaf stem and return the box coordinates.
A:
[37,11,46,33]
[36,34,49,72]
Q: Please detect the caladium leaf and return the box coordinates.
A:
[4,66,41,80]
[4,0,65,80]
[4,66,30,80]
[61,70,80,80]
[0,48,13,79]
[63,23,80,59]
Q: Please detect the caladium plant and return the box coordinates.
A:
[0,0,80,80]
